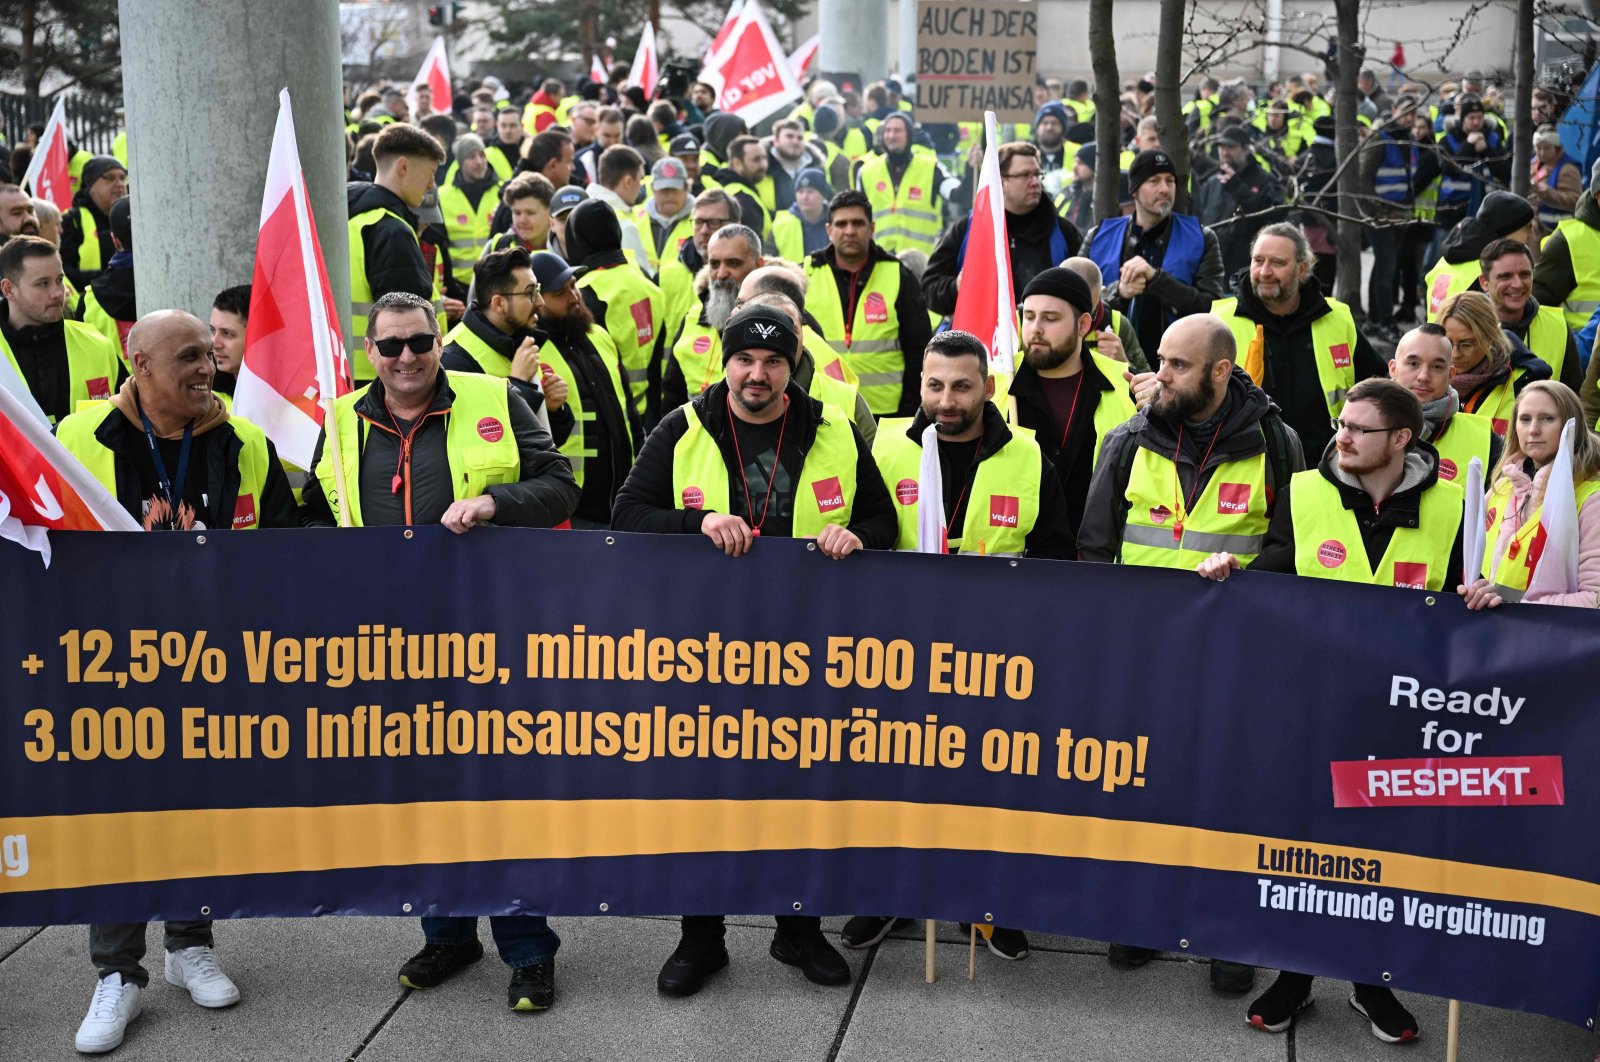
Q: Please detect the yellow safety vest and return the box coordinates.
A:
[70,206,104,276]
[640,211,693,273]
[1522,304,1570,382]
[522,101,558,137]
[1120,446,1269,567]
[437,180,502,285]
[578,263,663,418]
[54,402,274,529]
[1483,476,1600,601]
[1289,470,1462,590]
[658,259,696,347]
[992,351,1138,467]
[1211,296,1358,417]
[1423,258,1482,322]
[0,318,121,425]
[857,153,941,256]
[348,207,447,382]
[314,371,521,527]
[773,210,807,262]
[873,416,1041,555]
[77,287,133,369]
[1429,411,1494,484]
[67,150,93,195]
[1064,99,1094,124]
[803,257,905,414]
[1462,374,1520,437]
[1552,218,1600,331]
[670,400,859,537]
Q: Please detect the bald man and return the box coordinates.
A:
[1061,255,1148,372]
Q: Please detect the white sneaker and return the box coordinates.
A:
[164,945,241,1008]
[74,973,142,1054]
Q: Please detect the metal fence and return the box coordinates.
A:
[0,91,123,155]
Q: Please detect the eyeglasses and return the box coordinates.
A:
[500,285,541,302]
[693,216,733,230]
[1002,170,1042,182]
[371,332,436,357]
[1330,418,1399,436]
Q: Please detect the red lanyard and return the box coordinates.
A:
[1170,423,1224,542]
[942,429,986,553]
[727,392,790,536]
[1057,373,1086,451]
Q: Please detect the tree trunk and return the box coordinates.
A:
[1332,0,1363,312]
[1154,0,1189,212]
[1088,0,1120,223]
[1512,0,1534,198]
[21,0,41,108]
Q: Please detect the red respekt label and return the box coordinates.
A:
[1330,756,1564,808]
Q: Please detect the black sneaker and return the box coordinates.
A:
[1210,959,1257,994]
[1107,944,1156,969]
[656,938,729,997]
[508,961,555,1012]
[1349,984,1420,1043]
[841,916,910,949]
[986,927,1029,960]
[1247,972,1315,1033]
[398,939,484,989]
[770,929,851,985]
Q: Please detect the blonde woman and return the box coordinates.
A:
[1460,381,1600,608]
[1436,290,1549,436]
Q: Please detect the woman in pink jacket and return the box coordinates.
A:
[1460,381,1600,609]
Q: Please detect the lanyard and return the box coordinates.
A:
[1056,372,1086,452]
[943,429,986,550]
[139,407,194,506]
[1170,423,1224,543]
[727,392,790,536]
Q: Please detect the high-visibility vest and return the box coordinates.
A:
[658,259,696,347]
[67,149,94,195]
[670,400,859,537]
[1523,304,1570,382]
[991,351,1137,467]
[1211,296,1358,418]
[670,310,723,398]
[522,100,558,137]
[1438,131,1497,208]
[348,207,447,382]
[857,153,941,256]
[873,417,1041,555]
[1119,445,1269,567]
[1429,411,1495,483]
[839,125,872,162]
[55,402,274,528]
[314,371,521,526]
[1082,309,1128,361]
[578,263,662,418]
[1482,475,1600,601]
[437,179,502,286]
[112,131,128,167]
[78,287,134,368]
[1462,373,1520,437]
[1552,218,1600,332]
[1289,470,1462,590]
[640,210,693,272]
[0,318,121,424]
[1413,175,1440,222]
[1423,258,1482,322]
[69,206,104,276]
[1063,98,1094,124]
[807,360,861,424]
[1373,137,1414,202]
[773,210,806,262]
[803,257,905,414]
[1536,156,1579,230]
[1182,96,1218,133]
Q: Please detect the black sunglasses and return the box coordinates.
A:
[371,332,436,357]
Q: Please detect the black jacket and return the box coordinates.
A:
[707,166,771,240]
[535,319,643,524]
[806,242,933,417]
[611,378,897,547]
[439,307,553,416]
[893,402,1076,558]
[60,194,113,291]
[1,301,125,424]
[1009,352,1125,537]
[923,197,1083,316]
[86,260,137,324]
[299,370,578,528]
[347,182,435,305]
[1078,367,1307,562]
[1250,441,1466,583]
[1082,214,1227,359]
[1191,156,1286,279]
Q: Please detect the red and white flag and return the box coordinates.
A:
[1526,419,1582,598]
[952,112,1017,376]
[706,0,802,127]
[627,21,660,95]
[590,54,609,85]
[410,36,451,118]
[20,97,73,212]
[0,378,141,566]
[235,89,352,475]
[704,0,744,67]
[788,35,820,81]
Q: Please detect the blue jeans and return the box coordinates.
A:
[420,916,559,969]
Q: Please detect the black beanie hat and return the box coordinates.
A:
[563,198,622,266]
[721,304,801,369]
[1021,266,1095,318]
[1476,190,1535,237]
[80,155,124,194]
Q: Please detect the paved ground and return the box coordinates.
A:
[1,916,1594,1061]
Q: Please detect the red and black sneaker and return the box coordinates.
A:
[1349,984,1420,1043]
[1247,971,1315,1033]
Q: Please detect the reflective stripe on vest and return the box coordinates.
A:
[54,402,274,528]
[670,401,859,537]
[314,371,519,526]
[0,318,121,425]
[348,207,447,381]
[1555,218,1600,332]
[1289,470,1462,590]
[578,264,663,418]
[537,328,633,489]
[1423,259,1482,321]
[857,153,941,255]
[1483,476,1600,600]
[1429,412,1494,484]
[873,417,1041,555]
[804,258,905,414]
[1088,215,1205,326]
[437,180,501,283]
[1374,139,1413,201]
[1120,446,1269,567]
[1211,296,1357,417]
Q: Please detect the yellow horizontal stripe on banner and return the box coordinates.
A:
[1,799,1594,916]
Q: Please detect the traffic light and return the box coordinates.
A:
[428,5,443,26]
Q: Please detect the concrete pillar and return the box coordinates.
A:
[119,0,349,329]
[819,0,890,86]
[897,0,919,86]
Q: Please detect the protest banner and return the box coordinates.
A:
[915,0,1037,123]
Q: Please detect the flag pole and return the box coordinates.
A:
[967,924,976,979]
[1446,999,1460,1062]
[923,919,936,982]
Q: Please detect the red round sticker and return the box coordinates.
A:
[1149,504,1171,525]
[681,486,705,509]
[1438,458,1458,481]
[895,478,919,505]
[456,213,470,225]
[1317,540,1347,568]
[477,417,505,442]
[693,335,713,354]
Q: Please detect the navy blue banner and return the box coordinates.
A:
[1,527,1598,1025]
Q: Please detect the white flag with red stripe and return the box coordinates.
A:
[951,112,1017,375]
[590,54,609,84]
[20,97,73,212]
[705,0,802,127]
[410,36,451,118]
[704,0,744,67]
[0,379,141,566]
[235,89,352,472]
[788,35,820,80]
[627,21,660,95]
